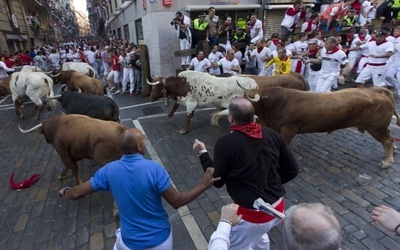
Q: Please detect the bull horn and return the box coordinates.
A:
[51,73,60,77]
[18,123,43,134]
[76,87,82,93]
[245,92,260,102]
[236,80,249,91]
[146,79,160,86]
[43,70,53,75]
[47,93,62,99]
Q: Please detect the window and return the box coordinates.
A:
[124,24,130,41]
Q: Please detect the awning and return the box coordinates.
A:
[265,3,315,10]
[185,4,261,11]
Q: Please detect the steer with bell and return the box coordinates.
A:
[148,71,258,134]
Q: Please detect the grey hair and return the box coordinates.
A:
[325,36,337,44]
[283,203,342,250]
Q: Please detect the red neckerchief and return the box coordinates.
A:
[249,21,256,29]
[272,39,280,45]
[326,45,339,54]
[308,47,319,56]
[395,35,400,38]
[305,19,318,32]
[376,40,387,46]
[226,56,233,61]
[197,56,204,62]
[10,172,40,189]
[257,46,263,53]
[231,122,262,139]
[358,35,365,41]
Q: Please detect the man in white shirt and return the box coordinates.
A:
[174,11,192,70]
[48,49,61,70]
[281,0,306,36]
[291,33,309,74]
[188,51,212,73]
[254,39,272,76]
[218,49,240,74]
[208,45,224,75]
[246,13,263,44]
[354,29,393,87]
[244,43,258,75]
[0,60,14,81]
[232,43,243,74]
[305,36,351,92]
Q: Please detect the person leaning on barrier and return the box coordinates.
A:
[283,203,342,250]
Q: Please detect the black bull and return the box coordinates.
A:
[57,91,120,122]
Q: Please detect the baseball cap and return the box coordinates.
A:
[236,26,243,30]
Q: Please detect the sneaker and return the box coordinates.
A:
[119,91,125,96]
[115,89,121,94]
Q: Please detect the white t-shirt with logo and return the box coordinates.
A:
[319,47,349,74]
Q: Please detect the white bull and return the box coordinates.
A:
[8,72,56,120]
[148,71,258,134]
[20,65,44,73]
[61,62,96,78]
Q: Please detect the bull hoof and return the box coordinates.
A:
[167,114,173,118]
[210,114,220,126]
[380,161,393,169]
[20,114,25,119]
[47,106,52,111]
[179,128,189,134]
[58,174,68,180]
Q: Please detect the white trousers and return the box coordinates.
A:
[308,69,320,92]
[113,228,173,250]
[180,38,191,65]
[357,57,368,73]
[384,65,400,95]
[348,53,361,72]
[355,64,386,87]
[229,215,280,250]
[315,72,339,93]
[121,67,131,92]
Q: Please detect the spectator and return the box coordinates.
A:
[254,39,273,76]
[376,0,399,24]
[20,50,33,66]
[4,55,14,69]
[347,28,370,80]
[268,33,281,53]
[209,204,242,249]
[244,43,258,75]
[367,0,378,24]
[208,44,224,75]
[107,49,122,93]
[0,59,14,81]
[292,33,309,74]
[217,49,240,74]
[283,203,342,250]
[383,28,400,96]
[127,52,136,96]
[301,13,320,33]
[205,7,221,46]
[119,49,131,95]
[306,38,322,91]
[193,97,299,250]
[353,29,393,88]
[218,16,234,53]
[281,0,307,37]
[305,36,351,92]
[48,49,60,70]
[319,0,355,32]
[359,0,371,25]
[58,128,220,250]
[192,12,209,52]
[232,26,251,55]
[371,205,400,235]
[173,11,192,70]
[187,50,212,73]
[101,46,112,84]
[247,13,264,44]
[33,51,45,70]
[131,46,142,95]
[29,48,36,59]
[266,48,292,75]
[232,42,243,73]
[341,8,358,31]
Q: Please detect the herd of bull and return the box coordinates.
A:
[0,66,399,185]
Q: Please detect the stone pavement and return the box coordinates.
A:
[1,85,400,249]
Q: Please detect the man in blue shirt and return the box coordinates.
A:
[58,128,219,249]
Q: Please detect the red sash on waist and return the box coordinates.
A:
[368,63,386,66]
[237,198,284,224]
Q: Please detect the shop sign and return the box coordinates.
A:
[143,0,147,10]
[208,0,240,5]
[162,0,172,7]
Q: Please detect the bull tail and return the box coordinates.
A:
[45,77,57,109]
[18,124,43,134]
[382,88,400,126]
[293,73,309,91]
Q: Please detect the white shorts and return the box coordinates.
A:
[355,64,386,87]
[107,70,120,83]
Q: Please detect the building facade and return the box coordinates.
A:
[98,0,328,77]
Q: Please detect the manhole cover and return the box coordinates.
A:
[142,106,164,116]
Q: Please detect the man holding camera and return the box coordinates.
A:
[173,11,192,70]
[247,13,264,44]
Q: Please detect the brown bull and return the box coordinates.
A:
[240,73,309,91]
[19,114,127,184]
[53,70,105,95]
[245,87,400,167]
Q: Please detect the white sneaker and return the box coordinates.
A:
[115,89,121,94]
